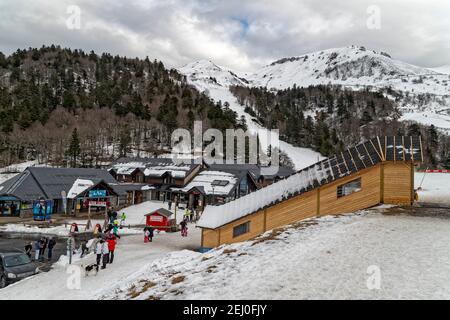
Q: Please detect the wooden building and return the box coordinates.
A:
[198,136,423,249]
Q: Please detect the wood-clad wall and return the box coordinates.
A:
[265,189,318,230]
[383,161,413,205]
[319,165,381,216]
[201,162,415,248]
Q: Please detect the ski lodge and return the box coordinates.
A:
[197,136,423,249]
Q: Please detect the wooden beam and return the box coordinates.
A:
[377,136,385,161]
[419,136,424,163]
[380,163,384,203]
[355,146,367,168]
[370,139,383,162]
[393,136,396,162]
[384,136,387,161]
[328,158,336,180]
[402,136,406,161]
[410,162,414,205]
[362,143,375,165]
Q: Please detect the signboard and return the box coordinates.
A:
[33,199,53,221]
[89,200,107,207]
[89,190,107,198]
[150,215,164,222]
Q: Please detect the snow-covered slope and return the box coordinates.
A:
[246,46,450,130]
[180,60,323,170]
[181,46,450,134]
[429,65,450,75]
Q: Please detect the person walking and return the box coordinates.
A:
[25,242,33,258]
[38,238,45,261]
[144,228,150,243]
[47,237,56,260]
[120,212,126,227]
[95,239,103,266]
[112,220,121,239]
[180,219,188,237]
[183,208,190,222]
[80,241,88,258]
[34,240,41,261]
[107,236,116,264]
[148,226,154,242]
[168,199,172,210]
[101,240,109,269]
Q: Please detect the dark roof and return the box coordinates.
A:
[146,208,174,218]
[206,163,295,180]
[109,183,148,195]
[0,167,118,201]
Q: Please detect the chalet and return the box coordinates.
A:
[0,167,121,217]
[198,136,423,249]
[109,157,202,203]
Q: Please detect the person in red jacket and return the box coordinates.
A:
[106,235,116,264]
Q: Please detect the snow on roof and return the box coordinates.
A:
[198,136,423,229]
[67,179,94,199]
[197,164,328,229]
[174,171,238,196]
[144,166,192,178]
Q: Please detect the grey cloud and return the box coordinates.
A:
[0,0,448,71]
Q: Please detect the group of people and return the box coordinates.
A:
[25,237,56,261]
[94,234,117,269]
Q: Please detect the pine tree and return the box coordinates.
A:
[67,128,81,167]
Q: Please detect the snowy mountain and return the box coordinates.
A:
[181,46,450,138]
[180,60,324,170]
[429,65,450,75]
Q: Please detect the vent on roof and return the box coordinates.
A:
[211,180,230,187]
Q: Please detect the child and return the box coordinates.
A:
[144,229,150,243]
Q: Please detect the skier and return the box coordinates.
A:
[47,237,56,260]
[101,239,109,269]
[107,235,116,264]
[95,239,103,266]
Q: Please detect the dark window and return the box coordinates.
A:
[211,180,230,187]
[337,178,362,198]
[233,221,250,238]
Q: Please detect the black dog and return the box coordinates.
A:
[83,263,99,276]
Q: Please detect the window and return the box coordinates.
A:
[211,180,229,187]
[337,178,362,198]
[233,221,250,238]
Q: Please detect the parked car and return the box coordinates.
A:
[0,252,39,288]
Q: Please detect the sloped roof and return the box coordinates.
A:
[198,136,423,229]
[145,208,174,218]
[0,167,117,201]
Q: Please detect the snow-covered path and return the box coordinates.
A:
[0,226,201,300]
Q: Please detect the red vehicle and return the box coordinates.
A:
[145,208,175,232]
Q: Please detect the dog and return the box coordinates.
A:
[82,263,99,277]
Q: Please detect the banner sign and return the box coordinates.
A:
[33,199,53,221]
[89,190,107,198]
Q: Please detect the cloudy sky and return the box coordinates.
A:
[0,0,448,71]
